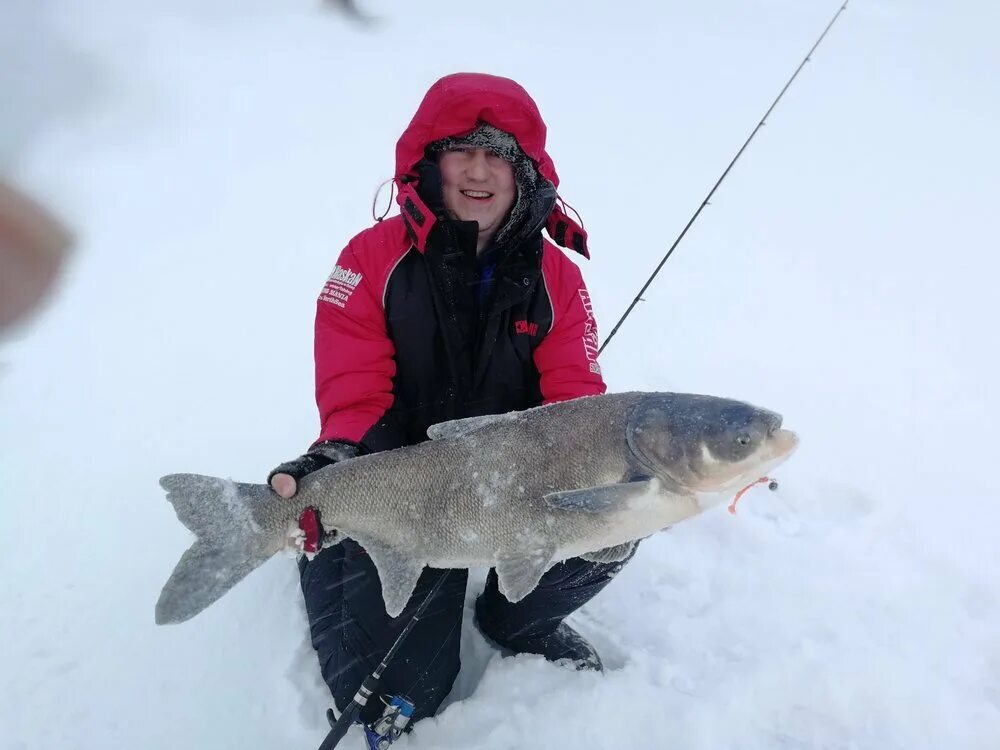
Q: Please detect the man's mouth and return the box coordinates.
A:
[460,189,493,201]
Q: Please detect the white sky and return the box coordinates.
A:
[2,2,999,748]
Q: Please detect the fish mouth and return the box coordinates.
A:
[691,428,800,495]
[767,428,799,459]
[738,427,799,481]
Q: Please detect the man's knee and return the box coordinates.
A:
[477,542,640,642]
[535,541,640,593]
[301,547,468,724]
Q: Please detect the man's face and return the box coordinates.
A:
[438,147,516,250]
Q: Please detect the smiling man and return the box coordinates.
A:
[437,137,516,251]
[268,72,620,734]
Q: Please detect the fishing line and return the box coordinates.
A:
[599,1,850,355]
[312,6,848,745]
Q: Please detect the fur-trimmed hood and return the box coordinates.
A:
[392,72,589,259]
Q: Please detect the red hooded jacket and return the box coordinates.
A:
[313,73,605,450]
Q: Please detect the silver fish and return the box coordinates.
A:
[155,392,798,624]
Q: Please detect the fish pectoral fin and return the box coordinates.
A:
[495,545,555,603]
[352,536,424,618]
[544,480,656,514]
[426,411,520,440]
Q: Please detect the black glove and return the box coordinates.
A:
[267,440,361,487]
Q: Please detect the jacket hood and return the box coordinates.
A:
[392,73,588,259]
[395,73,558,186]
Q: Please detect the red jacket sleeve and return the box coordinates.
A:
[533,246,607,404]
[313,238,397,446]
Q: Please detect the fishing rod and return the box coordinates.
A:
[599,0,849,356]
[316,571,451,750]
[314,7,849,747]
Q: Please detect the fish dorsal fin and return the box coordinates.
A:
[426,411,521,440]
[544,479,656,513]
[495,544,555,603]
[349,535,424,618]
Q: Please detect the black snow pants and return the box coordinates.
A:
[299,538,634,724]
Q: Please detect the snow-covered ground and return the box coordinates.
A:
[3,1,998,748]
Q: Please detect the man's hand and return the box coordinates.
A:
[0,181,73,331]
[268,441,360,498]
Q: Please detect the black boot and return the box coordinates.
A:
[475,595,603,670]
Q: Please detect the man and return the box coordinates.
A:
[269,72,635,726]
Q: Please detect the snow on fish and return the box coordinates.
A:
[155,392,799,624]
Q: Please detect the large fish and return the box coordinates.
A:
[156,392,798,625]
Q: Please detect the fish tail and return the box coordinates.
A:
[155,473,278,625]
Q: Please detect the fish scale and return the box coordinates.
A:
[155,391,798,624]
[297,394,637,553]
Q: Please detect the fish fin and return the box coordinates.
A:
[580,541,638,564]
[353,536,425,618]
[156,474,277,625]
[544,480,656,513]
[495,545,555,603]
[426,411,520,440]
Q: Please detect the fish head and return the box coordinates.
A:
[626,393,799,494]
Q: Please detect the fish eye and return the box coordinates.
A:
[736,433,752,446]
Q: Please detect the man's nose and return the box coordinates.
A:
[465,149,490,180]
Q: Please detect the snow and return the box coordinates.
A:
[2,1,999,749]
